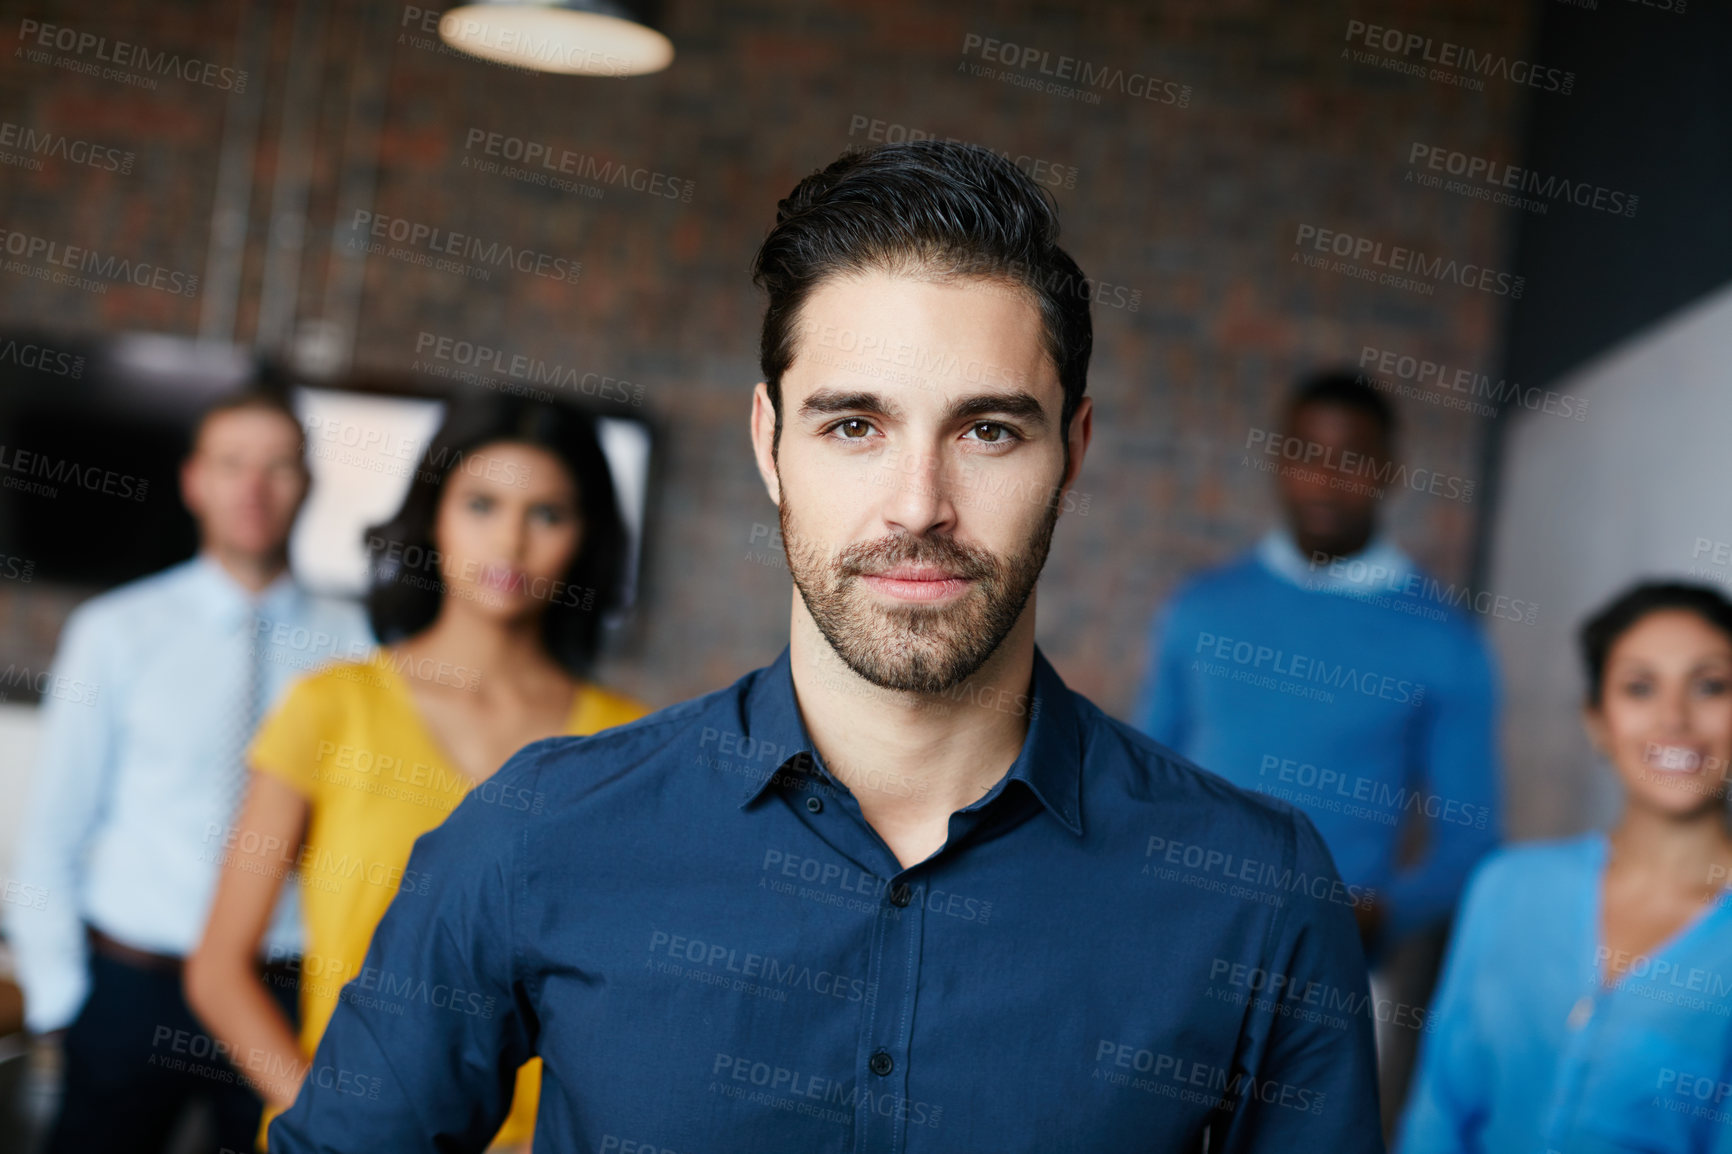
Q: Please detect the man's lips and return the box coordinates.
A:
[857,566,973,603]
[873,565,961,581]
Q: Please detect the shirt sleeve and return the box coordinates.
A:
[1214,812,1386,1154]
[4,603,115,1033]
[1394,857,1501,1153]
[1131,596,1192,749]
[1381,624,1503,944]
[266,744,546,1152]
[248,671,342,799]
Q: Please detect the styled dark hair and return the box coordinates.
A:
[750,140,1093,445]
[364,396,629,677]
[1287,369,1397,446]
[1579,581,1732,706]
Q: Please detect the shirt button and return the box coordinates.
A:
[869,1050,894,1076]
[1566,995,1594,1031]
[889,884,912,908]
[805,795,823,813]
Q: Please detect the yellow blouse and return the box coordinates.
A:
[248,649,649,1148]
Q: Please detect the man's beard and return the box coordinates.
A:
[780,493,1060,695]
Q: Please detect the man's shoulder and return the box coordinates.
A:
[57,560,206,647]
[1164,552,1273,612]
[575,681,655,730]
[484,670,765,810]
[1077,700,1359,917]
[1079,696,1313,852]
[70,559,201,620]
[1369,562,1501,630]
[296,591,371,637]
[535,691,719,767]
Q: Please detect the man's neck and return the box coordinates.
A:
[787,601,1037,870]
[1291,525,1375,565]
[202,545,290,596]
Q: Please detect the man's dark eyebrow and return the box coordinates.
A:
[798,388,1052,429]
[947,390,1049,428]
[798,389,905,421]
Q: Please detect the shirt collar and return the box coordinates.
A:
[1254,528,1415,596]
[187,551,304,629]
[735,645,1085,837]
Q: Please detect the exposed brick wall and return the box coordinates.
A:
[0,0,1535,717]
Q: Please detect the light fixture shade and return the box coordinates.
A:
[438,0,673,76]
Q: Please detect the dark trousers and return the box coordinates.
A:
[1376,924,1448,1144]
[47,950,299,1154]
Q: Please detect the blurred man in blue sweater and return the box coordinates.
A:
[1132,371,1503,1123]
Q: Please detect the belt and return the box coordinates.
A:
[87,926,182,975]
[85,926,302,982]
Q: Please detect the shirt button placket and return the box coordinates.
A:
[858,873,923,1154]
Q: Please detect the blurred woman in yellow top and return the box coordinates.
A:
[186,397,650,1151]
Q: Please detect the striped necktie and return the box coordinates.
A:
[219,609,265,826]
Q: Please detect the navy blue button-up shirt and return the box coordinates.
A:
[270,646,1384,1153]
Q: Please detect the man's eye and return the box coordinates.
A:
[967,422,1016,443]
[832,419,874,439]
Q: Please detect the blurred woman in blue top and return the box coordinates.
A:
[1400,581,1732,1154]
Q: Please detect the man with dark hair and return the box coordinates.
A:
[1132,369,1502,1129]
[271,143,1383,1153]
[6,390,371,1151]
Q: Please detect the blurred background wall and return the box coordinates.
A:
[1490,283,1732,841]
[0,0,1527,700]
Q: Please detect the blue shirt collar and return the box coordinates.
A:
[1254,528,1415,596]
[187,551,304,629]
[735,644,1085,836]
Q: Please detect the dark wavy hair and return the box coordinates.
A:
[1579,581,1732,707]
[364,396,629,677]
[750,140,1093,450]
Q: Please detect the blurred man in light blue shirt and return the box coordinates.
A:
[5,391,370,1152]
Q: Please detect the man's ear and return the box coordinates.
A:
[1059,395,1093,499]
[180,453,204,520]
[749,382,781,507]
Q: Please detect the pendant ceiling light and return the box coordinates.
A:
[438,0,673,76]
